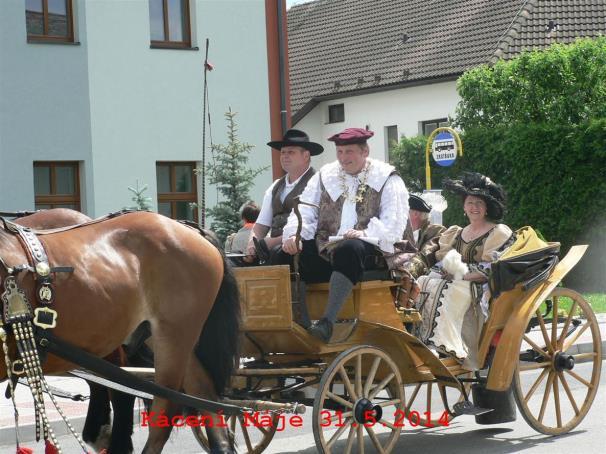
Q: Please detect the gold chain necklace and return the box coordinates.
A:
[339,162,371,203]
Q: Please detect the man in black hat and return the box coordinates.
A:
[244,129,323,264]
[392,194,446,279]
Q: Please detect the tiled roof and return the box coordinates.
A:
[495,0,606,59]
[288,0,606,122]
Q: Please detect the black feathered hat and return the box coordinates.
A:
[409,194,432,213]
[443,172,506,221]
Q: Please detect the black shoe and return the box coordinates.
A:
[308,318,333,342]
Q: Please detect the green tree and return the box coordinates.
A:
[199,108,268,242]
[126,180,152,211]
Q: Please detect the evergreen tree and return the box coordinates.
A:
[200,108,268,242]
[126,180,152,211]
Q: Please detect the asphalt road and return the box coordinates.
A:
[6,362,603,454]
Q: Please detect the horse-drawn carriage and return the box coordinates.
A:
[192,236,601,453]
[0,209,601,453]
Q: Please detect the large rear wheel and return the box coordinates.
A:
[513,287,602,435]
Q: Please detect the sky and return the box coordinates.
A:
[287,0,314,9]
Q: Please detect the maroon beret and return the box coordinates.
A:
[328,128,374,145]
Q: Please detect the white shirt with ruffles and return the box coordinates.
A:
[282,158,408,253]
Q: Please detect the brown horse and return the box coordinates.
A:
[15,209,135,453]
[1,210,240,453]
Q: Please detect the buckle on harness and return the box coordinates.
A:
[11,359,24,375]
[33,307,57,329]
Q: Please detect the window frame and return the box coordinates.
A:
[385,125,399,163]
[26,0,75,44]
[421,118,449,136]
[156,161,198,221]
[328,103,345,124]
[149,0,192,49]
[33,161,81,210]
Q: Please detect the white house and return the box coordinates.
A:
[287,0,606,166]
[0,0,291,222]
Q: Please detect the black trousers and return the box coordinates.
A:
[274,239,382,285]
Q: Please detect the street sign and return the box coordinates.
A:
[431,131,457,167]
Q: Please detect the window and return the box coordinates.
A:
[33,162,80,210]
[328,104,345,123]
[149,0,192,48]
[156,162,198,221]
[421,118,449,136]
[385,125,399,163]
[26,0,74,43]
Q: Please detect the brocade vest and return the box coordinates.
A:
[270,167,315,237]
[315,170,396,255]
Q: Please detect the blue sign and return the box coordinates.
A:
[431,131,458,167]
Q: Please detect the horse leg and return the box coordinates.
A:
[182,354,235,453]
[141,329,191,454]
[106,390,136,454]
[82,382,112,451]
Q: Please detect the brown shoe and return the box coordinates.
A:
[308,318,333,342]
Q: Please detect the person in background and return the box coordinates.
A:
[224,201,260,257]
[244,129,323,264]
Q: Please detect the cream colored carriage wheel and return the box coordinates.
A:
[404,372,472,426]
[313,345,404,454]
[513,287,602,435]
[191,413,278,454]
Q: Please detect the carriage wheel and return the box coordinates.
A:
[513,287,602,435]
[404,372,472,426]
[191,413,278,454]
[313,345,404,454]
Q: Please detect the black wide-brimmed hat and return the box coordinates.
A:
[409,194,432,213]
[267,129,324,156]
[444,172,506,221]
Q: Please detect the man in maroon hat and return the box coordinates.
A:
[280,127,408,341]
[244,129,323,266]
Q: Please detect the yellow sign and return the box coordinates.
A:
[425,127,463,189]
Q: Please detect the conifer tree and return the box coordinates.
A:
[201,108,267,241]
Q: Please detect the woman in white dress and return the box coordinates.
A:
[415,173,513,368]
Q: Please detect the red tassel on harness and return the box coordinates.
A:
[44,439,60,454]
[16,446,33,454]
[98,450,108,454]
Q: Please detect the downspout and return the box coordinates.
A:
[277,0,288,135]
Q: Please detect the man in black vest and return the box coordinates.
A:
[244,129,323,264]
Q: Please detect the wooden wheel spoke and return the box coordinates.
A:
[572,352,598,362]
[369,373,395,401]
[356,354,363,398]
[327,417,353,449]
[523,334,550,359]
[406,383,422,409]
[365,425,385,453]
[426,382,433,415]
[553,373,562,428]
[557,301,578,350]
[238,415,254,452]
[344,423,356,454]
[558,371,580,416]
[564,369,594,389]
[535,309,555,354]
[524,367,549,403]
[378,398,401,408]
[551,296,558,351]
[326,391,355,409]
[357,424,365,454]
[538,371,555,423]
[364,356,381,397]
[339,365,358,401]
[562,322,590,352]
[229,415,237,432]
[380,418,396,429]
[520,361,550,371]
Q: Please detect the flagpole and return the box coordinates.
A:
[201,38,210,228]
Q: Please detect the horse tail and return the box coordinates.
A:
[195,254,240,394]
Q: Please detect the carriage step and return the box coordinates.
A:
[453,400,493,416]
